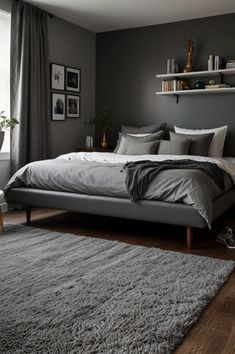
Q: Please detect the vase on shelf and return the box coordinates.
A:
[100,131,108,149]
[194,80,205,89]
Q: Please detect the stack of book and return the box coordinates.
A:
[226,60,235,69]
[205,84,230,89]
[161,80,183,92]
[162,80,183,92]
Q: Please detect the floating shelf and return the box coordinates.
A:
[156,68,235,80]
[156,87,235,96]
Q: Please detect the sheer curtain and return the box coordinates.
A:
[10,0,49,174]
[0,10,10,152]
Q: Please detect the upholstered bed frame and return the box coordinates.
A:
[6,187,235,249]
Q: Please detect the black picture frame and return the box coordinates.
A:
[51,93,66,121]
[66,95,80,118]
[66,66,81,92]
[51,63,65,91]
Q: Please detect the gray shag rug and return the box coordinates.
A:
[0,225,234,354]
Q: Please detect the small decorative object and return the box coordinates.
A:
[101,132,108,149]
[51,63,65,90]
[166,58,179,74]
[208,55,214,71]
[66,67,80,92]
[167,59,171,74]
[0,110,19,151]
[66,95,80,118]
[85,107,113,149]
[171,59,176,73]
[183,38,193,73]
[214,55,221,70]
[226,59,235,69]
[51,93,65,121]
[86,136,93,148]
[209,80,215,85]
[194,80,205,89]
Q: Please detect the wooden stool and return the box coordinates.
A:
[0,190,7,232]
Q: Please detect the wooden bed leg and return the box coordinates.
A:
[186,227,194,249]
[0,214,4,232]
[26,207,31,224]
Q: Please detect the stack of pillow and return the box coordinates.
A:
[114,123,227,158]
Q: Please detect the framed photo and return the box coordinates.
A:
[51,93,65,121]
[66,95,80,118]
[51,63,65,90]
[66,67,80,92]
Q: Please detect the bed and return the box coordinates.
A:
[5,150,235,249]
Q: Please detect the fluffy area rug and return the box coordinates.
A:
[0,225,234,354]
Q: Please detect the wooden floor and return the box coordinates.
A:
[2,208,235,354]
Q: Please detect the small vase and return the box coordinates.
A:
[194,80,205,89]
[0,131,5,151]
[100,131,108,149]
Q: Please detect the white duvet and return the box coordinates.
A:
[57,152,235,183]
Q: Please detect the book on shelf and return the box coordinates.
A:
[208,55,224,70]
[205,84,230,89]
[226,61,235,69]
[161,80,183,92]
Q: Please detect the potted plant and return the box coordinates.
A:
[85,107,113,149]
[0,111,19,151]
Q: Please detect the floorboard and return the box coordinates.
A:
[2,208,235,353]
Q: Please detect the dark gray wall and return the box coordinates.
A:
[48,16,96,157]
[96,14,235,155]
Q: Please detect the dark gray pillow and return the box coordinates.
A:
[121,131,165,154]
[126,140,160,155]
[158,140,191,155]
[169,131,214,156]
[121,122,166,134]
[115,130,165,154]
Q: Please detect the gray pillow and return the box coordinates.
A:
[116,130,165,154]
[126,140,160,155]
[169,131,214,156]
[121,122,166,134]
[158,140,191,155]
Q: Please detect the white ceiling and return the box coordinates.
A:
[26,0,235,33]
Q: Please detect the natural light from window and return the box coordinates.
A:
[0,10,10,153]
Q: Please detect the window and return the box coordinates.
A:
[0,10,10,152]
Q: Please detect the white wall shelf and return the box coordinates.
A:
[156,87,235,96]
[156,68,235,102]
[156,68,235,80]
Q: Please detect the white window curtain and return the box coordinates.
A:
[0,10,10,152]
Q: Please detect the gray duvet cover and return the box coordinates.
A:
[5,159,233,227]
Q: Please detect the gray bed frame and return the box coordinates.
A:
[6,187,235,249]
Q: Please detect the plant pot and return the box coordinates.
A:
[100,131,108,149]
[0,131,5,151]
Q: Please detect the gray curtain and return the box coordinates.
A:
[10,0,49,174]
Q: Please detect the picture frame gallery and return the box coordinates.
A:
[50,63,81,120]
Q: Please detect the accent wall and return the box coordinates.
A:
[96,13,235,155]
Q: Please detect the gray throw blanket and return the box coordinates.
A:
[122,159,232,201]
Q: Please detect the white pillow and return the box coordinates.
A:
[127,133,151,137]
[174,125,228,158]
[115,136,127,154]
